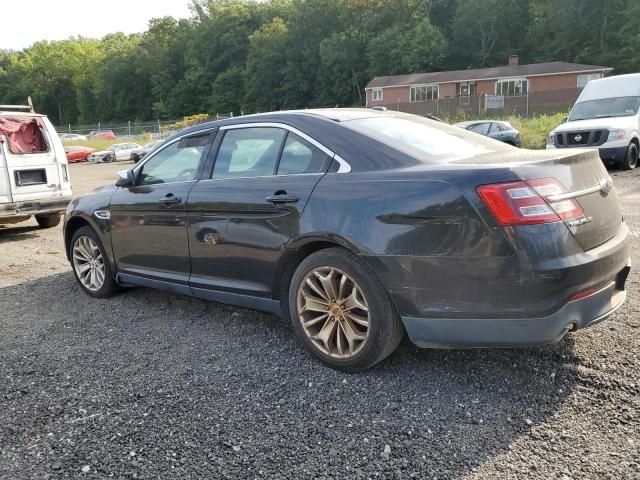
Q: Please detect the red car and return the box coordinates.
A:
[88,130,116,140]
[64,146,96,163]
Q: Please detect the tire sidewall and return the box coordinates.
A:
[289,249,398,371]
[70,226,115,298]
[623,143,638,170]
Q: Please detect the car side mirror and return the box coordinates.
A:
[561,117,568,123]
[115,169,135,187]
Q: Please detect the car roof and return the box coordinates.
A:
[178,108,407,136]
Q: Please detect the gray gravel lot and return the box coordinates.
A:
[0,163,639,479]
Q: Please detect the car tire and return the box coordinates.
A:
[131,154,139,163]
[289,247,404,372]
[621,143,638,170]
[70,226,117,298]
[35,214,61,228]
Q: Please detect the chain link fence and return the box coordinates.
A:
[383,88,581,120]
[55,113,235,139]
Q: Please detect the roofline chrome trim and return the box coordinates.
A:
[219,122,352,173]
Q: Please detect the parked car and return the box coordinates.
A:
[88,130,116,140]
[59,133,88,142]
[1,100,72,228]
[547,73,640,170]
[65,146,95,163]
[455,120,521,147]
[88,143,141,163]
[64,109,630,371]
[130,141,162,163]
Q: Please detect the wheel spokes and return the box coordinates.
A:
[298,266,370,359]
[72,236,106,292]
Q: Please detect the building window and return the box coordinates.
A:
[577,73,601,88]
[410,84,438,102]
[496,78,528,97]
[372,88,383,101]
[458,82,476,97]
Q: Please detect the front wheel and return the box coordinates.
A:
[70,226,117,298]
[289,248,404,372]
[620,143,638,170]
[35,214,61,228]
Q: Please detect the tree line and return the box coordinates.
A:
[0,0,638,125]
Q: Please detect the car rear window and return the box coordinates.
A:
[344,116,509,163]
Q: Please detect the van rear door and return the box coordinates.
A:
[0,117,64,203]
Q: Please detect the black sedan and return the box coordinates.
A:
[63,109,630,371]
[455,120,522,147]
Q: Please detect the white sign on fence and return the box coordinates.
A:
[485,95,505,109]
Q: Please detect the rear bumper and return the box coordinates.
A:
[403,271,629,348]
[0,196,72,219]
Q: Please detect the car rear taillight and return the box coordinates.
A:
[477,178,584,226]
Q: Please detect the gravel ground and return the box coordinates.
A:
[0,163,639,479]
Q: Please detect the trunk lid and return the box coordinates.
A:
[457,149,622,251]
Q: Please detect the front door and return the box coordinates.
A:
[110,132,212,285]
[187,125,332,297]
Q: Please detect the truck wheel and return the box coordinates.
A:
[621,143,638,170]
[35,214,61,228]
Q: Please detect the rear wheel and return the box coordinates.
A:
[289,248,403,372]
[621,143,638,170]
[70,226,117,298]
[35,214,61,228]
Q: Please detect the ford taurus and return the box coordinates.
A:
[63,109,631,371]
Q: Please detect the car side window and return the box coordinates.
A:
[139,135,209,185]
[212,127,285,178]
[277,133,330,175]
[468,123,490,135]
[488,123,500,134]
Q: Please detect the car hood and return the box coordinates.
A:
[553,116,636,133]
[90,150,113,156]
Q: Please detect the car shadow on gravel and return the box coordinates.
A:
[0,272,582,479]
[0,224,42,243]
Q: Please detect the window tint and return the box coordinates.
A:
[468,123,490,135]
[213,128,285,178]
[277,133,329,175]
[139,135,209,185]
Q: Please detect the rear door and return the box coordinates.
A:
[187,124,333,297]
[1,117,63,203]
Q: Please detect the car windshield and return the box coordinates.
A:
[344,116,507,163]
[569,96,640,121]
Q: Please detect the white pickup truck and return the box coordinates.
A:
[546,73,640,170]
[0,100,72,228]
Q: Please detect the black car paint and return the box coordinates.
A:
[64,110,630,348]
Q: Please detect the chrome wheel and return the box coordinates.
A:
[297,267,370,359]
[72,236,105,292]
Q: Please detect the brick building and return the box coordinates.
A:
[365,56,612,109]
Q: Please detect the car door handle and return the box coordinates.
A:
[265,193,299,205]
[160,194,182,205]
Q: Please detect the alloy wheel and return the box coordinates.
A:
[296,266,370,358]
[72,236,106,292]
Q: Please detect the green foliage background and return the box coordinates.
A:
[0,0,637,125]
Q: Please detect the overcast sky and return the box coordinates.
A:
[0,0,193,51]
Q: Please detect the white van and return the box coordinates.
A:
[546,73,640,170]
[0,100,72,228]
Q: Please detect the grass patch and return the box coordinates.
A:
[507,113,567,149]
